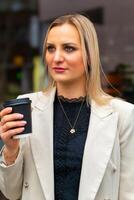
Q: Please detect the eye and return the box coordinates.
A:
[46,45,55,53]
[64,45,76,53]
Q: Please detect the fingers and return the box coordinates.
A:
[1,113,24,124]
[0,107,24,123]
[0,107,26,140]
[2,120,27,132]
[1,127,25,141]
[0,107,23,154]
[0,107,12,118]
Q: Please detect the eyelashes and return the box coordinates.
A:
[64,46,77,52]
[46,45,55,53]
[46,44,77,53]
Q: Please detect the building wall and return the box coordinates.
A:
[97,0,134,70]
[38,0,134,71]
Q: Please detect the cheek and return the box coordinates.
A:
[69,55,84,69]
[45,53,52,65]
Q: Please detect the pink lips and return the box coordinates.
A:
[53,67,67,73]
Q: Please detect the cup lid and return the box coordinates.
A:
[3,98,31,107]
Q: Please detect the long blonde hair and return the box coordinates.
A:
[43,14,112,105]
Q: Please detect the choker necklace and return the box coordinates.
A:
[58,96,85,134]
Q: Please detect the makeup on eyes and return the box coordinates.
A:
[46,43,78,54]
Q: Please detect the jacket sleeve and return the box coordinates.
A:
[119,106,134,199]
[0,142,24,200]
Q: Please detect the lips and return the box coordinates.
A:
[53,67,67,73]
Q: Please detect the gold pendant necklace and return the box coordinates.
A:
[58,97,85,134]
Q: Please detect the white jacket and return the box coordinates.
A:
[0,88,134,200]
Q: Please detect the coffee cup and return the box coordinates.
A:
[3,98,32,139]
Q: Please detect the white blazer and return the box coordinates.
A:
[0,88,134,200]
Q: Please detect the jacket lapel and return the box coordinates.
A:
[78,102,118,200]
[29,89,118,200]
[30,89,56,200]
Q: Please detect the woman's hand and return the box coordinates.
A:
[0,107,27,164]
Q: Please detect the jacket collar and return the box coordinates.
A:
[30,87,118,200]
[34,87,113,119]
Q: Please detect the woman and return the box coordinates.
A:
[0,14,134,200]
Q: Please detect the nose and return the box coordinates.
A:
[53,50,64,63]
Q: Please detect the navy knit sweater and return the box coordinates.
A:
[54,95,91,200]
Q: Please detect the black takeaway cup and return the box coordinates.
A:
[3,98,32,139]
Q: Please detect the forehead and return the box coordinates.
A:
[46,23,81,43]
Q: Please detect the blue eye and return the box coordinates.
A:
[46,45,55,53]
[64,46,76,52]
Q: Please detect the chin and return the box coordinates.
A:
[52,75,70,83]
[55,79,70,84]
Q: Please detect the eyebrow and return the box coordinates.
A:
[46,43,54,46]
[46,42,79,47]
[63,42,79,46]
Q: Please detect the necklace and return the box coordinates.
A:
[58,96,85,134]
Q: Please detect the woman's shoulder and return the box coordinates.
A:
[18,92,43,108]
[109,98,134,137]
[110,97,134,116]
[18,91,43,101]
[18,88,56,109]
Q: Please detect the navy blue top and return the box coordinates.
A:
[54,95,91,200]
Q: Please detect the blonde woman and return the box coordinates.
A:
[0,14,134,200]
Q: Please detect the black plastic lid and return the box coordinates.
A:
[3,98,31,107]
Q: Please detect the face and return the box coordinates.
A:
[45,23,86,86]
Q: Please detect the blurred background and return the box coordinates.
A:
[0,0,134,104]
[0,0,134,198]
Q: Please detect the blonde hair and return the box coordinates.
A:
[43,14,112,105]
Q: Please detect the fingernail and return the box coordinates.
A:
[8,107,12,111]
[17,114,24,118]
[21,121,27,124]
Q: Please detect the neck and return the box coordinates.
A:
[56,80,86,99]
